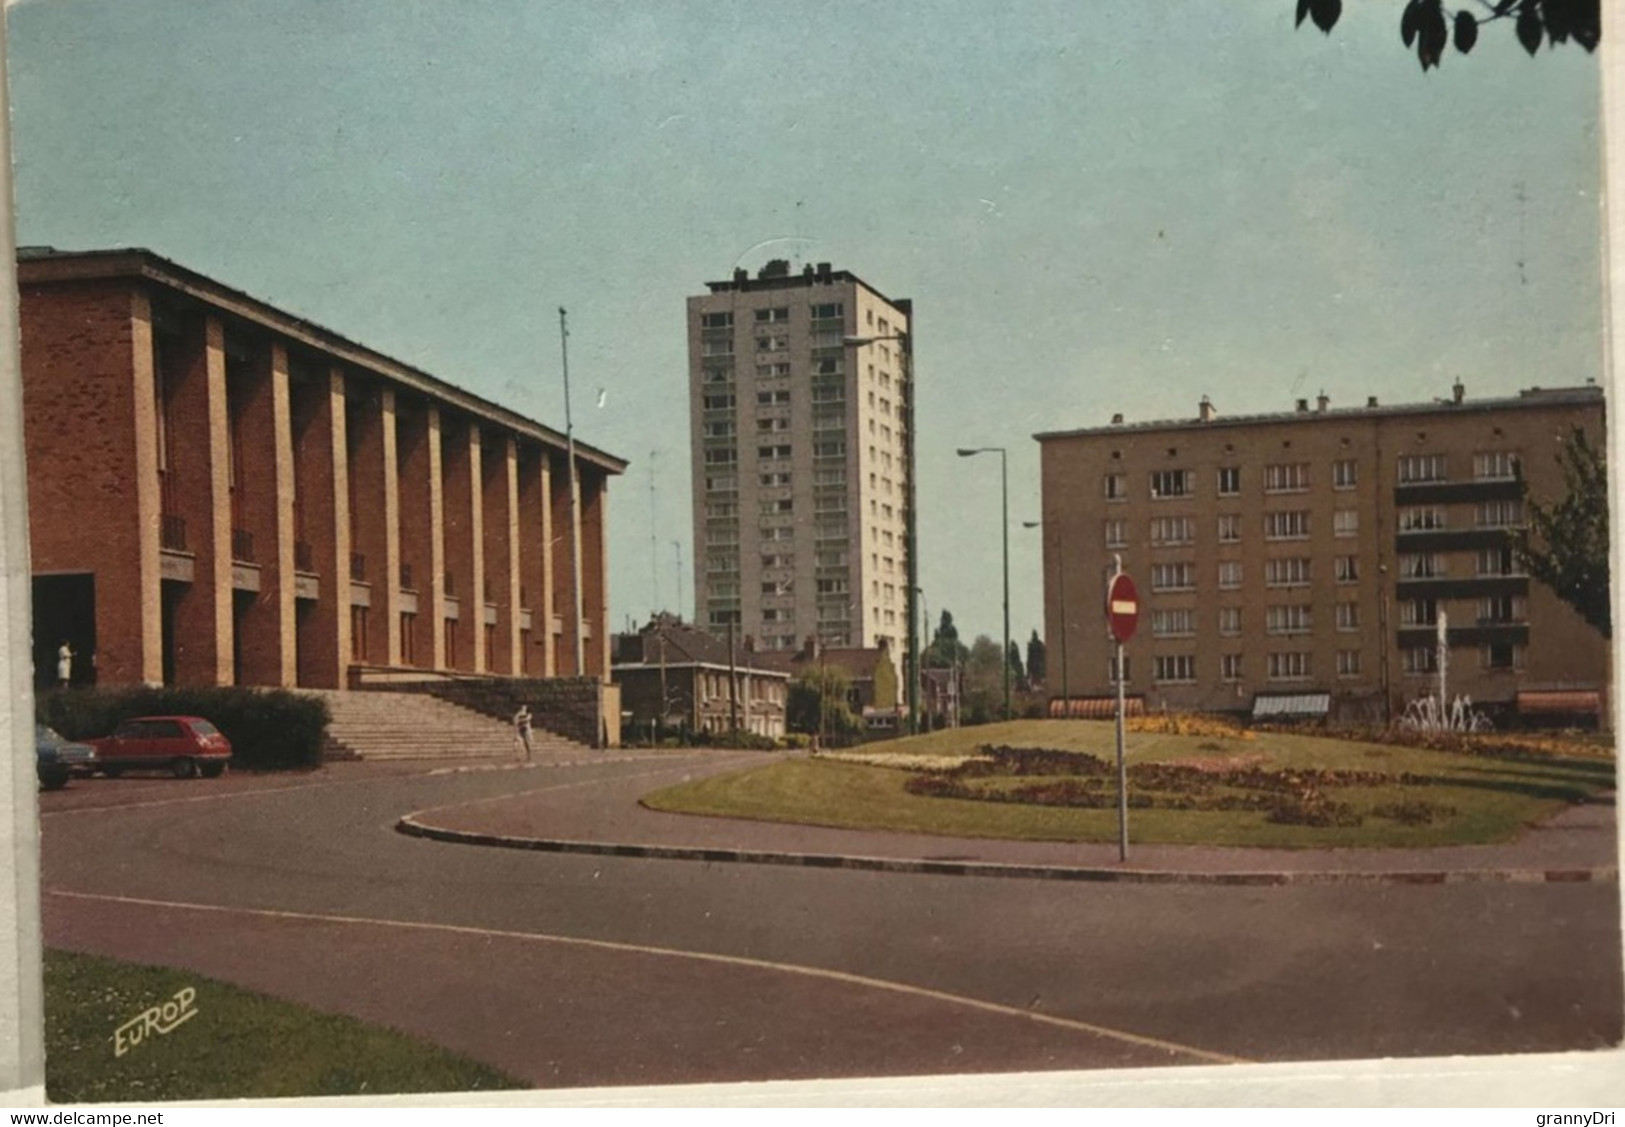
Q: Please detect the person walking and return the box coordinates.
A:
[513,705,533,761]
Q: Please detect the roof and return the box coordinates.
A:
[17,247,627,475]
[1034,385,1603,444]
[698,261,908,313]
[753,645,893,682]
[611,620,788,676]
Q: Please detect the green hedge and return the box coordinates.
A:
[36,687,329,771]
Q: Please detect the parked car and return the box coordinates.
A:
[35,724,96,790]
[88,716,232,779]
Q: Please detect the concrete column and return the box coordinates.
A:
[468,423,486,673]
[582,471,609,680]
[548,451,577,676]
[397,396,443,670]
[480,435,519,675]
[130,292,163,684]
[441,416,477,671]
[271,346,296,685]
[538,451,556,676]
[381,388,401,665]
[329,368,352,681]
[427,406,446,669]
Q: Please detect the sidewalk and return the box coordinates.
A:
[396,751,1621,886]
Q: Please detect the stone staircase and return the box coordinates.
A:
[307,689,594,763]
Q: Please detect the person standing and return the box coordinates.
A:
[56,640,73,688]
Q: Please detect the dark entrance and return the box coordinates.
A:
[31,573,96,691]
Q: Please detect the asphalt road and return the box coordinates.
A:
[38,752,1625,1093]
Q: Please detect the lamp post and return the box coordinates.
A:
[957,446,1009,721]
[558,309,585,677]
[1022,520,1069,716]
[844,330,917,734]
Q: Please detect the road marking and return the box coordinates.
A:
[48,888,1246,1066]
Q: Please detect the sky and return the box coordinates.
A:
[6,0,1604,650]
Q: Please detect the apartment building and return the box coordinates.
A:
[687,260,914,673]
[1035,383,1607,722]
[22,247,625,691]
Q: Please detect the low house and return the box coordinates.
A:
[612,615,789,740]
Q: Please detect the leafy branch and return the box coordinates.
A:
[1296,0,1599,71]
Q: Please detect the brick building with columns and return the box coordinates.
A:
[20,247,625,694]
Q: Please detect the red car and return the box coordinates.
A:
[89,716,232,779]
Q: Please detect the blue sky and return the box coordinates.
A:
[8,0,1603,647]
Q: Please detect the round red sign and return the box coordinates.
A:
[1106,572,1139,643]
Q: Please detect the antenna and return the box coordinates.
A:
[648,449,660,613]
[672,540,684,622]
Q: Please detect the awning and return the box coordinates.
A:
[1252,693,1331,720]
[1050,697,1145,719]
[1516,690,1602,715]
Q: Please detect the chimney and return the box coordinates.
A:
[1110,412,1125,425]
[1367,396,1379,409]
[732,267,747,286]
[816,262,832,281]
[1316,391,1330,413]
[1452,379,1465,405]
[1295,398,1309,413]
[1198,396,1215,422]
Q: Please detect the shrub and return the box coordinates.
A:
[1371,800,1456,826]
[38,687,329,771]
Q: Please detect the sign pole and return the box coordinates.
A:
[1112,556,1128,862]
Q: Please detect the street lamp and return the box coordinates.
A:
[844,330,918,735]
[957,446,1009,721]
[1022,520,1069,716]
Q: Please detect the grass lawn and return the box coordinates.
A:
[641,720,1616,850]
[45,949,522,1103]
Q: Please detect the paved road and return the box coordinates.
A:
[38,751,1624,1093]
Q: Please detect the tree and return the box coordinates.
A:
[787,665,862,744]
[923,609,969,669]
[1515,425,1610,638]
[1295,0,1599,72]
[961,635,1006,725]
[1026,630,1047,688]
[1006,640,1026,691]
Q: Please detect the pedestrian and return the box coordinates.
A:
[513,705,533,761]
[56,640,73,688]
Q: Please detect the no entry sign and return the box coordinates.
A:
[1106,572,1139,644]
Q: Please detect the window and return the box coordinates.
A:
[1151,562,1195,591]
[758,444,792,461]
[1476,500,1524,529]
[1474,451,1520,481]
[701,338,735,357]
[1482,642,1523,670]
[704,448,738,467]
[1264,511,1310,540]
[760,471,791,487]
[1219,561,1243,589]
[1400,598,1438,626]
[1221,653,1243,681]
[1104,519,1127,548]
[810,302,843,320]
[1336,602,1360,631]
[1265,558,1311,587]
[1104,474,1127,502]
[816,578,848,595]
[814,467,845,486]
[1266,604,1312,635]
[705,500,738,519]
[1217,466,1241,496]
[1337,650,1362,677]
[703,421,735,439]
[1478,594,1526,625]
[706,473,738,492]
[707,555,740,574]
[703,393,736,411]
[759,498,793,515]
[760,553,791,569]
[1218,606,1241,636]
[1477,545,1520,577]
[756,389,790,406]
[702,365,733,385]
[754,334,789,352]
[1398,453,1447,484]
[1333,460,1358,489]
[1107,654,1132,684]
[1151,516,1195,546]
[1333,510,1358,538]
[1399,506,1447,532]
[1149,469,1192,499]
[1264,463,1310,493]
[1154,655,1197,683]
[754,307,790,323]
[1335,555,1359,584]
[757,417,790,433]
[1400,553,1445,579]
[755,362,791,378]
[1217,514,1241,543]
[1267,652,1311,681]
[700,312,733,329]
[1402,646,1439,675]
[1151,608,1197,638]
[762,527,792,542]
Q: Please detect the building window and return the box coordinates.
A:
[756,417,790,434]
[1151,608,1197,638]
[762,527,792,542]
[1333,510,1358,538]
[1104,518,1128,548]
[757,389,790,406]
[1335,555,1359,584]
[351,606,369,662]
[760,471,791,487]
[1264,511,1311,541]
[705,500,738,519]
[758,444,792,461]
[1218,606,1241,636]
[1151,516,1195,546]
[443,617,456,664]
[703,393,736,411]
[1400,553,1445,579]
[701,339,735,357]
[1266,604,1312,635]
[1264,558,1311,587]
[1104,473,1127,501]
[1154,654,1197,684]
[704,421,736,439]
[1474,451,1520,481]
[1477,545,1520,577]
[1108,654,1132,684]
[701,365,733,385]
[1149,469,1192,499]
[1218,561,1243,590]
[1151,562,1196,592]
[1478,594,1526,625]
[1217,513,1241,543]
[754,307,790,323]
[1221,653,1243,682]
[1482,642,1524,670]
[759,499,793,516]
[704,448,738,467]
[814,440,845,459]
[1398,453,1447,484]
[1400,598,1438,626]
[810,302,843,320]
[754,334,789,352]
[1217,466,1241,496]
[1264,463,1310,493]
[756,362,791,379]
[701,312,733,329]
[1399,506,1447,532]
[1337,650,1362,677]
[400,612,416,665]
[1336,601,1360,631]
[1402,646,1439,675]
[1332,460,1358,490]
[1475,500,1524,529]
[1267,652,1311,681]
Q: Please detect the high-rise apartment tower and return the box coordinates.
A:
[688,260,913,666]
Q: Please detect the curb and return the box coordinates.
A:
[394,816,1619,887]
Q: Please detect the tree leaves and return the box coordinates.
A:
[1515,427,1611,640]
[1516,1,1545,54]
[1454,10,1478,53]
[1302,0,1341,33]
[1298,0,1601,65]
